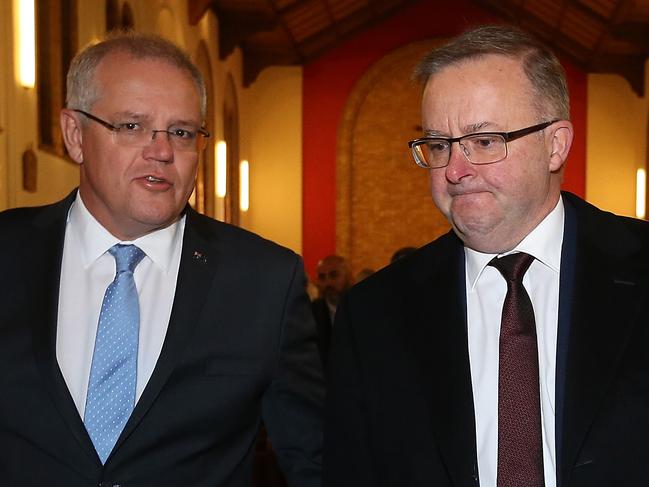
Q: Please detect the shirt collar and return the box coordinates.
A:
[465,196,565,290]
[67,192,185,273]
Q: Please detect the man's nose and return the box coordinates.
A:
[145,130,174,161]
[445,142,474,183]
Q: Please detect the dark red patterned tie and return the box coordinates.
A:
[489,253,544,487]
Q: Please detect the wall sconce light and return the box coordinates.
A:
[18,0,36,88]
[240,160,249,212]
[636,168,646,219]
[216,140,227,198]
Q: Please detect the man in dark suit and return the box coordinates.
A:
[311,255,352,366]
[0,32,323,486]
[325,25,649,487]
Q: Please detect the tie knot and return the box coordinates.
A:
[489,252,534,282]
[109,244,146,274]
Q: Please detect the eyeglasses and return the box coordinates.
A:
[408,120,559,169]
[73,109,210,153]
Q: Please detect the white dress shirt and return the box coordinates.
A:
[465,197,564,487]
[56,194,184,418]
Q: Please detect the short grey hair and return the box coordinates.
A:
[413,25,570,120]
[66,30,206,120]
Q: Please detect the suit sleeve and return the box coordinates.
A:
[323,295,377,487]
[262,256,324,487]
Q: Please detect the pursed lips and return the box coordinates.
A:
[447,187,488,198]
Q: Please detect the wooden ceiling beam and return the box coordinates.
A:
[590,53,646,96]
[610,20,649,46]
[293,0,412,60]
[214,8,279,59]
[268,0,305,63]
[241,43,301,86]
[188,0,214,25]
[587,0,635,67]
[194,0,648,96]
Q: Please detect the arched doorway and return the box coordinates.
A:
[337,39,451,274]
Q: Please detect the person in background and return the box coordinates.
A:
[312,254,352,367]
[325,24,649,486]
[355,267,375,282]
[390,246,416,263]
[0,31,323,487]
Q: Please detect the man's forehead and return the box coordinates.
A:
[317,257,347,271]
[91,54,201,119]
[421,56,535,133]
[318,261,343,271]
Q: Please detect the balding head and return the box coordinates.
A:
[315,255,352,305]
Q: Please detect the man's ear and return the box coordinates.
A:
[60,109,84,164]
[548,120,573,172]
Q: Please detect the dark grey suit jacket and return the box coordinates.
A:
[324,192,649,486]
[0,191,324,486]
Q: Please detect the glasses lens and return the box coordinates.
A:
[413,139,450,168]
[113,125,149,148]
[114,127,205,153]
[167,128,199,152]
[461,134,506,164]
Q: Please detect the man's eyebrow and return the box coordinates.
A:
[423,121,495,138]
[170,118,202,127]
[463,121,496,133]
[110,111,150,122]
[423,129,447,137]
[110,112,201,127]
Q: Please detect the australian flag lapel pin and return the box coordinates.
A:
[192,250,208,264]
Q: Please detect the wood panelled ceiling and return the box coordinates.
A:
[188,0,649,94]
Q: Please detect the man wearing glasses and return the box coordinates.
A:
[325,25,649,486]
[0,32,323,486]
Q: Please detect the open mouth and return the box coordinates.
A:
[145,175,166,183]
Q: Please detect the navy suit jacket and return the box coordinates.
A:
[0,191,324,486]
[324,192,649,486]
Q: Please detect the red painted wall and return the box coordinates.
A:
[302,0,587,276]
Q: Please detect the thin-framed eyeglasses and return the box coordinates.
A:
[73,109,210,153]
[408,120,560,169]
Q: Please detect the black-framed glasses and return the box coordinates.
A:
[408,120,560,169]
[74,109,210,153]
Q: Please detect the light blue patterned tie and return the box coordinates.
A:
[84,244,145,464]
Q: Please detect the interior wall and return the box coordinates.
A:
[6,0,80,210]
[586,65,649,217]
[0,0,11,208]
[337,40,452,275]
[242,66,303,253]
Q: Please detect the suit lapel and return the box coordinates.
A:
[28,192,101,465]
[118,208,220,443]
[558,194,648,483]
[405,233,478,486]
